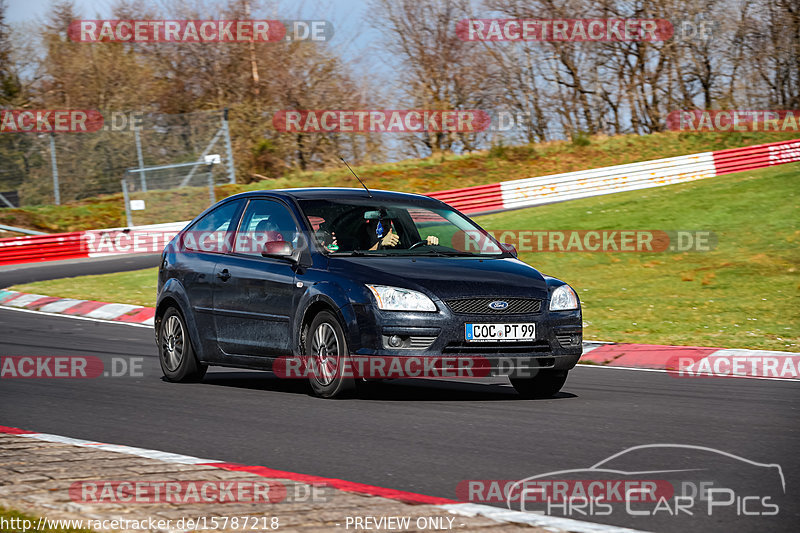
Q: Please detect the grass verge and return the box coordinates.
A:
[8,162,799,351]
[9,268,158,308]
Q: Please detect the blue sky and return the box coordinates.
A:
[6,0,109,23]
[5,0,387,71]
[5,0,375,44]
[6,0,370,21]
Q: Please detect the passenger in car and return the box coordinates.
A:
[364,216,439,250]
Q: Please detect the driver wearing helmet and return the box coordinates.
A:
[366,215,438,251]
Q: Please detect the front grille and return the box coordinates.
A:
[445,298,542,315]
[408,336,437,349]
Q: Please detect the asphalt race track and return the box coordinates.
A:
[1,258,798,533]
[0,254,161,286]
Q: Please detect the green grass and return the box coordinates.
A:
[2,130,798,232]
[11,268,158,308]
[0,507,94,533]
[477,163,800,351]
[8,162,799,351]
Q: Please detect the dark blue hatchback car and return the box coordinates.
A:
[156,188,582,398]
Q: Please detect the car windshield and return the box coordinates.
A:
[297,197,506,257]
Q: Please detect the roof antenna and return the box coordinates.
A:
[340,156,372,198]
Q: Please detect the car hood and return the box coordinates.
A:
[329,256,548,300]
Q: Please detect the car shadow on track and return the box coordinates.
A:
[198,371,578,402]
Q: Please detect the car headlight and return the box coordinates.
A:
[367,285,437,312]
[549,284,579,311]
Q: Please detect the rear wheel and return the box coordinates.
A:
[158,307,207,382]
[306,311,354,398]
[510,369,568,399]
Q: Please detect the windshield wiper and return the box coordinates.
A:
[330,250,366,256]
[411,249,479,257]
[330,250,394,256]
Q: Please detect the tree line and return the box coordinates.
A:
[0,0,797,204]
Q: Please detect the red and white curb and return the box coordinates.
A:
[0,290,154,325]
[0,424,648,533]
[582,342,800,381]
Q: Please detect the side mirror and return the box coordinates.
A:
[500,242,518,258]
[262,240,295,261]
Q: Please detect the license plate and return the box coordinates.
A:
[465,323,536,342]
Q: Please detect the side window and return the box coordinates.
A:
[183,201,241,253]
[234,199,299,256]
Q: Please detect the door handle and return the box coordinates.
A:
[217,269,231,282]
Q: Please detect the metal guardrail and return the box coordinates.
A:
[0,232,87,265]
[429,138,800,214]
[0,224,48,236]
[0,221,188,266]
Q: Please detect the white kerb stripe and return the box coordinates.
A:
[709,348,800,358]
[19,432,222,465]
[5,293,50,308]
[38,298,87,313]
[84,303,142,319]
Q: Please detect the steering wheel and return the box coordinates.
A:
[408,240,429,250]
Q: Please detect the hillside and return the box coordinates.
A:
[1,130,798,233]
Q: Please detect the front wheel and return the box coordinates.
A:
[158,307,207,382]
[306,311,354,398]
[510,369,568,399]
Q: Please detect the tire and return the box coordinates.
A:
[158,307,207,382]
[306,311,354,398]
[510,369,568,399]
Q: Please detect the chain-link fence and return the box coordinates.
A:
[0,109,235,209]
[122,159,222,227]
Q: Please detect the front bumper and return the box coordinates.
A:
[347,301,583,374]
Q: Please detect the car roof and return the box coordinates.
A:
[226,187,442,205]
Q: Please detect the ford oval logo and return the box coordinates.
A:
[489,301,508,310]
